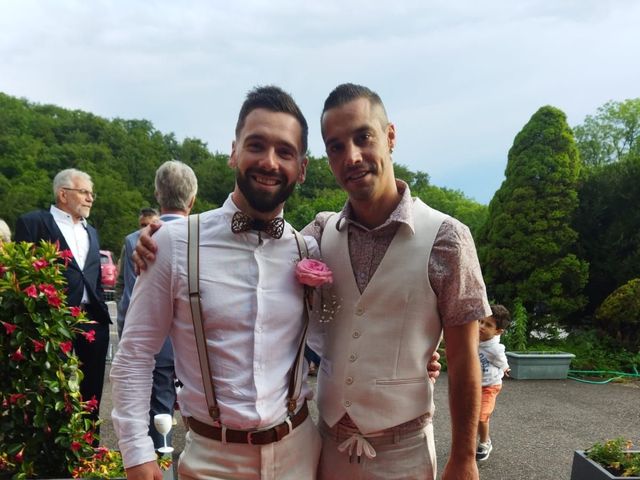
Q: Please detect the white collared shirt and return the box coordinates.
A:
[49,205,90,303]
[111,195,318,468]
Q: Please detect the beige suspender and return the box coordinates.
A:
[188,214,220,421]
[187,214,310,422]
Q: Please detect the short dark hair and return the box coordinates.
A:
[321,83,389,128]
[235,85,308,155]
[490,304,511,330]
[139,207,159,217]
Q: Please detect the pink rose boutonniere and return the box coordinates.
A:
[295,259,340,321]
[295,258,333,287]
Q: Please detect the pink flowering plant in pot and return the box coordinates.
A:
[0,240,99,479]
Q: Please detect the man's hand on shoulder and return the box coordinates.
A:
[125,460,163,480]
[133,223,162,274]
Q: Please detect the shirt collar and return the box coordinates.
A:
[159,214,184,221]
[336,180,415,234]
[50,205,87,228]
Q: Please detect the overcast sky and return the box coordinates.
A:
[1,0,639,204]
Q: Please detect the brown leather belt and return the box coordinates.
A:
[186,401,308,445]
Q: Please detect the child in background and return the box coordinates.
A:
[476,304,511,462]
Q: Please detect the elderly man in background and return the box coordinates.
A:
[14,168,111,438]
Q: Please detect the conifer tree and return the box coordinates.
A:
[478,106,588,331]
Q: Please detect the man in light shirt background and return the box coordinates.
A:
[116,161,197,451]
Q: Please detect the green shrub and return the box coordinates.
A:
[502,298,528,351]
[596,278,640,348]
[0,241,98,479]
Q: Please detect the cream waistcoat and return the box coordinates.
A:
[317,198,447,434]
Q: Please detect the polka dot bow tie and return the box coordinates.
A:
[231,211,285,239]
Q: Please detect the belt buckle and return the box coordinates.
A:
[246,430,257,445]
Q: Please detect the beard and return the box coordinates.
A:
[236,168,297,213]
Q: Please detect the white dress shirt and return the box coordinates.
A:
[110,195,318,468]
[49,205,90,303]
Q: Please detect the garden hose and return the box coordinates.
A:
[567,366,640,384]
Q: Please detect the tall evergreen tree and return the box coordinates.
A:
[478,106,588,331]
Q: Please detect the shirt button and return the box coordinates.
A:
[352,331,361,339]
[355,307,364,316]
[344,400,352,407]
[349,353,357,362]
[345,377,353,385]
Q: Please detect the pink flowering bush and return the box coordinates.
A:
[0,240,99,479]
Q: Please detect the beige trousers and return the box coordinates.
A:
[178,415,321,480]
[317,419,436,480]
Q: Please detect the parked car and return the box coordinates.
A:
[99,250,118,291]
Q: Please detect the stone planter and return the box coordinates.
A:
[571,450,640,479]
[505,351,575,379]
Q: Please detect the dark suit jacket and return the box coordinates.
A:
[14,210,111,325]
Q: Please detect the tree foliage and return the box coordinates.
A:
[478,106,588,330]
[573,100,640,318]
[574,99,640,167]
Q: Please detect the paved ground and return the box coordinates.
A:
[101,306,640,479]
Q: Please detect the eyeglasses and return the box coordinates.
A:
[62,188,97,199]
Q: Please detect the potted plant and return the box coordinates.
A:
[503,299,575,380]
[571,438,640,479]
[1,240,103,479]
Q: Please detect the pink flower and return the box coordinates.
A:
[70,306,82,317]
[295,259,333,287]
[11,348,26,361]
[24,284,38,298]
[2,321,17,335]
[38,283,57,297]
[59,249,73,266]
[95,446,109,459]
[60,341,73,355]
[14,448,24,463]
[47,295,62,308]
[0,264,6,276]
[70,441,82,452]
[9,393,26,404]
[32,339,46,352]
[32,258,49,271]
[81,329,96,343]
[82,431,94,444]
[84,396,99,412]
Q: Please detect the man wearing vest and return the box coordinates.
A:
[110,86,322,479]
[304,83,490,480]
